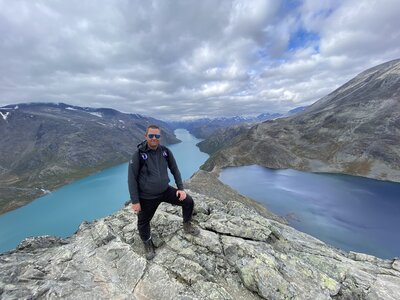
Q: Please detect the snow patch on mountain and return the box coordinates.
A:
[89,112,102,118]
[0,111,10,121]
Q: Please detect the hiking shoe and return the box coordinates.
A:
[143,238,156,260]
[183,222,200,236]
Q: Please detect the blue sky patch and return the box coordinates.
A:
[288,28,320,51]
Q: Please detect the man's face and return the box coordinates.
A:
[145,128,161,149]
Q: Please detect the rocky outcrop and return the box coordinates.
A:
[201,59,400,183]
[1,171,399,299]
[185,170,284,224]
[0,103,179,214]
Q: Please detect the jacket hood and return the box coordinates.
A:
[137,140,147,151]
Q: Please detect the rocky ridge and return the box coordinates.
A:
[1,171,399,299]
[200,59,400,182]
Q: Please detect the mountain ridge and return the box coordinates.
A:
[0,102,178,214]
[167,106,307,140]
[200,59,400,183]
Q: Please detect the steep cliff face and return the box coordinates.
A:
[0,103,178,214]
[201,59,400,182]
[1,171,399,299]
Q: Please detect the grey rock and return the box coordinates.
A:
[393,259,400,272]
[1,172,399,299]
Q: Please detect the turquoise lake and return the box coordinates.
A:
[0,129,208,253]
[219,165,400,259]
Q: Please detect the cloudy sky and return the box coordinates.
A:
[1,0,400,120]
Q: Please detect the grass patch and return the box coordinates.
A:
[343,159,372,175]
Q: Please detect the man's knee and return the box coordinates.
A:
[184,195,194,207]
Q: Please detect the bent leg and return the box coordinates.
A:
[162,186,194,223]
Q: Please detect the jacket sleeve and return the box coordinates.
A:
[127,151,140,204]
[166,148,184,190]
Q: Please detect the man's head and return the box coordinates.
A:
[145,125,161,150]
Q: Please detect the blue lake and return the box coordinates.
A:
[219,165,400,259]
[0,129,208,253]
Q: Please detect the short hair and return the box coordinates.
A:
[145,124,161,135]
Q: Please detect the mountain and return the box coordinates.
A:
[287,106,307,115]
[254,112,284,121]
[197,106,305,154]
[1,171,399,299]
[197,124,252,154]
[200,59,400,182]
[168,113,283,139]
[0,102,179,214]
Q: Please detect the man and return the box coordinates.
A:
[128,125,200,260]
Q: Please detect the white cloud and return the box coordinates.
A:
[0,0,399,119]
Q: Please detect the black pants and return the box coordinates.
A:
[137,186,194,241]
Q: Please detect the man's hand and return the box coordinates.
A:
[131,203,141,213]
[176,190,187,201]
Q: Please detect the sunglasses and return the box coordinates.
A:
[148,134,161,139]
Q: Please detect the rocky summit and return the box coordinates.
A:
[1,171,399,299]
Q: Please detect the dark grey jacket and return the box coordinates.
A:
[128,143,183,204]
